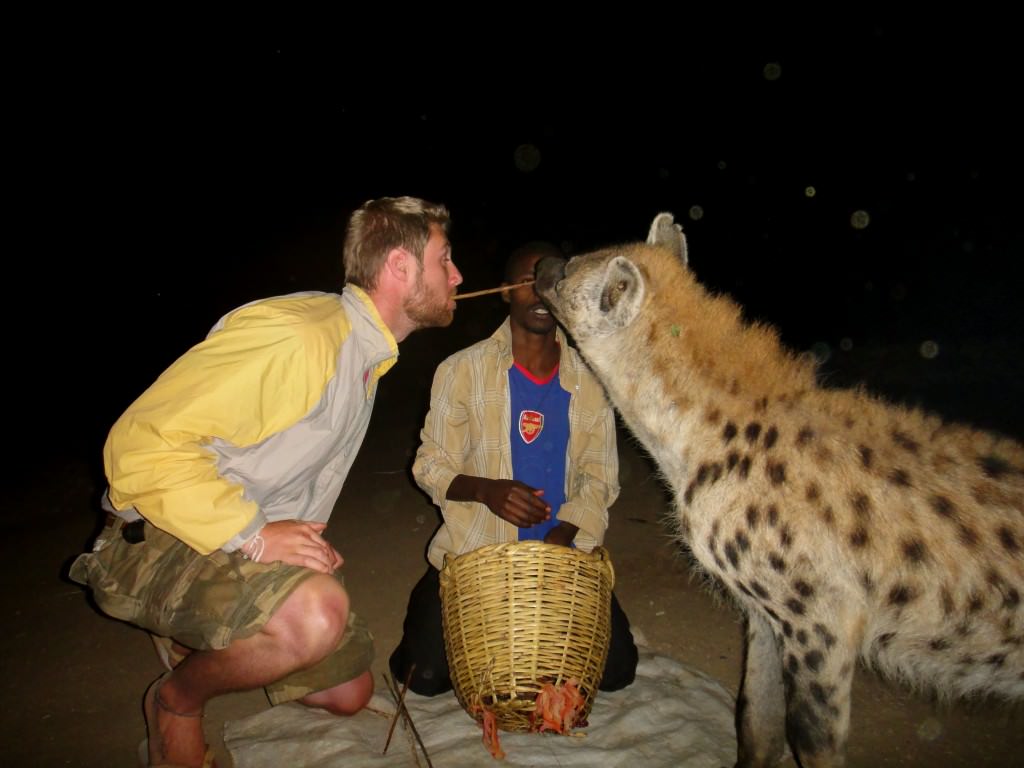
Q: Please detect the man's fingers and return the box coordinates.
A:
[509,493,551,518]
[284,538,332,564]
[504,505,550,527]
[506,509,528,527]
[299,555,332,574]
[298,526,335,557]
[509,487,550,512]
[297,546,333,572]
[257,521,340,570]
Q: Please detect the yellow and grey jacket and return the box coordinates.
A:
[415,319,620,570]
[103,285,397,555]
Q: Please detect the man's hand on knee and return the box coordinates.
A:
[258,521,343,573]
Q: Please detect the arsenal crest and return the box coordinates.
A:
[518,410,544,444]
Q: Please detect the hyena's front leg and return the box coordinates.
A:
[780,609,861,768]
[736,610,786,768]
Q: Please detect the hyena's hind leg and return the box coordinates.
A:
[736,610,787,768]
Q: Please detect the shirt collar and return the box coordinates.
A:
[491,318,575,379]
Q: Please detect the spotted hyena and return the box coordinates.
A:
[535,214,1024,768]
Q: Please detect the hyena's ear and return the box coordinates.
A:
[647,212,688,266]
[600,256,645,329]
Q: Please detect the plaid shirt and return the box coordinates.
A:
[415,319,620,570]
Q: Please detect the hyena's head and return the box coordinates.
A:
[535,212,688,342]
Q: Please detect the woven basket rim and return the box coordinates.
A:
[441,540,614,582]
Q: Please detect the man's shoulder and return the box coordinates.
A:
[214,292,350,351]
[441,334,504,367]
[221,292,344,328]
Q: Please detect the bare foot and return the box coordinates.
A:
[142,673,211,767]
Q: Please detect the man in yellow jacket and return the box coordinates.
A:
[71,196,463,768]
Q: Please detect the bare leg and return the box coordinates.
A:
[300,669,375,715]
[142,674,207,767]
[147,573,349,767]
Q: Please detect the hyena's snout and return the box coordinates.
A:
[534,255,566,303]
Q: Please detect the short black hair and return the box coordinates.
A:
[504,240,564,283]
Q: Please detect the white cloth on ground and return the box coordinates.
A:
[223,652,738,767]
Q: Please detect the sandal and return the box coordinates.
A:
[140,672,217,768]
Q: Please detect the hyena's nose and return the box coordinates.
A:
[534,256,566,296]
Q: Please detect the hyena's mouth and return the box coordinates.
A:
[534,255,566,304]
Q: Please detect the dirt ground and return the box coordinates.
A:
[6,298,1023,768]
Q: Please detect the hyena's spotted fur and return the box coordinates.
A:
[536,214,1024,768]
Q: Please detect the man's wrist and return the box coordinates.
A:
[240,528,266,563]
[446,474,483,504]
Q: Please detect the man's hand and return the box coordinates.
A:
[479,479,551,527]
[447,474,550,528]
[543,522,578,548]
[258,521,343,574]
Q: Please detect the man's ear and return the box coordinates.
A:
[384,248,412,283]
[500,283,511,304]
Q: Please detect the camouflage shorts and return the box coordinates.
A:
[69,516,374,705]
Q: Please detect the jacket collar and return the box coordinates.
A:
[343,284,399,396]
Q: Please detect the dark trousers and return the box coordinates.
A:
[389,564,639,696]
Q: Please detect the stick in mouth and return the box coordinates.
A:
[453,280,535,300]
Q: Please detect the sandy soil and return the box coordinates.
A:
[6,304,1023,768]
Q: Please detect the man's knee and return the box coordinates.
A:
[599,636,639,690]
[301,670,375,716]
[271,574,349,663]
[599,630,639,691]
[598,659,637,692]
[389,648,451,697]
[407,663,453,697]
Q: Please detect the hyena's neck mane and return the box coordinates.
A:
[624,252,818,412]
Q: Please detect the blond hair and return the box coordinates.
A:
[343,196,451,290]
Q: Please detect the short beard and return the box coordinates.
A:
[404,272,453,329]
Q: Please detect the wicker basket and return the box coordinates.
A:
[440,541,615,733]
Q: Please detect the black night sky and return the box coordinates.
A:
[26,21,1024,472]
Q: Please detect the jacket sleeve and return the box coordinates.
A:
[104,303,340,554]
[555,370,620,552]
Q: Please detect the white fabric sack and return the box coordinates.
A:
[224,652,738,767]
